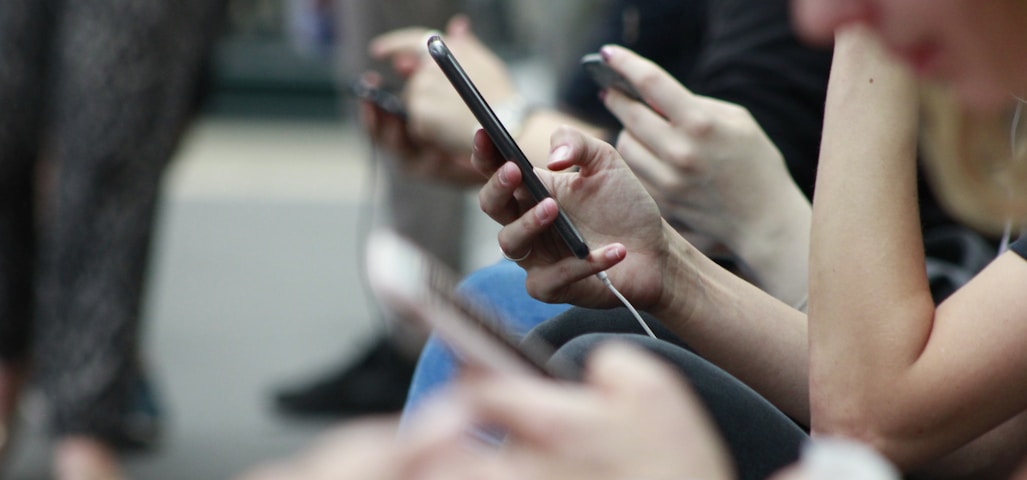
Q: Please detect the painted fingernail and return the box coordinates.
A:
[600,45,615,62]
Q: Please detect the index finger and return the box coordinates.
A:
[369,27,437,59]
[601,45,706,128]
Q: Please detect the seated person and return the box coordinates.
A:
[245,1,1027,478]
[472,24,1027,478]
[238,344,901,480]
[362,0,831,424]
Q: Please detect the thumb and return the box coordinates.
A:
[547,126,625,175]
[584,342,686,400]
[446,14,473,38]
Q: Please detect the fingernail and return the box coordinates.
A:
[600,45,615,62]
[497,163,512,186]
[606,244,625,261]
[550,145,571,164]
[598,89,607,102]
[535,198,556,222]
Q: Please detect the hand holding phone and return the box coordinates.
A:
[366,231,578,379]
[426,34,591,259]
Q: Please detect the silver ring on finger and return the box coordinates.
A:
[501,246,532,262]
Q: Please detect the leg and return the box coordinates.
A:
[523,305,688,351]
[399,260,571,428]
[274,0,469,418]
[0,0,55,453]
[552,332,806,480]
[37,0,221,473]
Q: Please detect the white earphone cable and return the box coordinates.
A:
[595,270,657,339]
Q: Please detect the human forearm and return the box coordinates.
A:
[910,411,1027,479]
[729,181,812,309]
[653,224,811,422]
[808,26,936,456]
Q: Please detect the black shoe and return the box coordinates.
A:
[273,336,417,418]
[103,369,164,454]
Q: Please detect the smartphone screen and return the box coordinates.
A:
[426,34,591,259]
[366,231,579,380]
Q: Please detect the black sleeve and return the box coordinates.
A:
[687,0,832,199]
[557,0,709,130]
[1011,236,1027,259]
[557,0,832,200]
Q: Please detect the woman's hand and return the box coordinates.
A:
[236,345,739,480]
[472,126,685,312]
[357,72,484,185]
[603,45,807,253]
[434,343,736,480]
[370,15,518,156]
[600,45,812,305]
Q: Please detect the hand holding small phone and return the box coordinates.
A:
[366,231,578,379]
[426,34,591,259]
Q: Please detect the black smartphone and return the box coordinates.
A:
[426,34,590,260]
[581,53,645,103]
[366,231,579,380]
[349,78,407,119]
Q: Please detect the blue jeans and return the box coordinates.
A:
[399,260,570,427]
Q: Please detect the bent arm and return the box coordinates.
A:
[809,27,1027,471]
[652,225,811,423]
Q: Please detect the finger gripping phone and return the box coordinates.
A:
[426,34,590,259]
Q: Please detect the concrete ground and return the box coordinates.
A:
[3,117,496,479]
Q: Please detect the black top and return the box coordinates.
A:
[556,0,968,234]
[1011,236,1027,259]
[557,0,831,199]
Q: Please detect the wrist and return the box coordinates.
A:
[492,94,536,138]
[729,187,812,306]
[650,221,706,325]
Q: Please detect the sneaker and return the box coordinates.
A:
[273,336,416,418]
[108,371,163,453]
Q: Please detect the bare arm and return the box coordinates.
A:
[472,125,811,422]
[809,26,1027,471]
[600,45,812,308]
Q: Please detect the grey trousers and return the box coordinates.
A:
[0,0,223,441]
[336,0,468,273]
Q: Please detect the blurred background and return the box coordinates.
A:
[2,0,603,477]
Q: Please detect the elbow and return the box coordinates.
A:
[811,395,888,449]
[810,384,918,470]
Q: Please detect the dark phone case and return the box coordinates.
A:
[581,53,645,103]
[349,78,408,119]
[367,231,580,380]
[426,35,590,259]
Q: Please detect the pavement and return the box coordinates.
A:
[2,116,496,479]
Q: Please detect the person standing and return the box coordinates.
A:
[0,0,224,477]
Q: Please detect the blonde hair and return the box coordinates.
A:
[919,83,1027,235]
